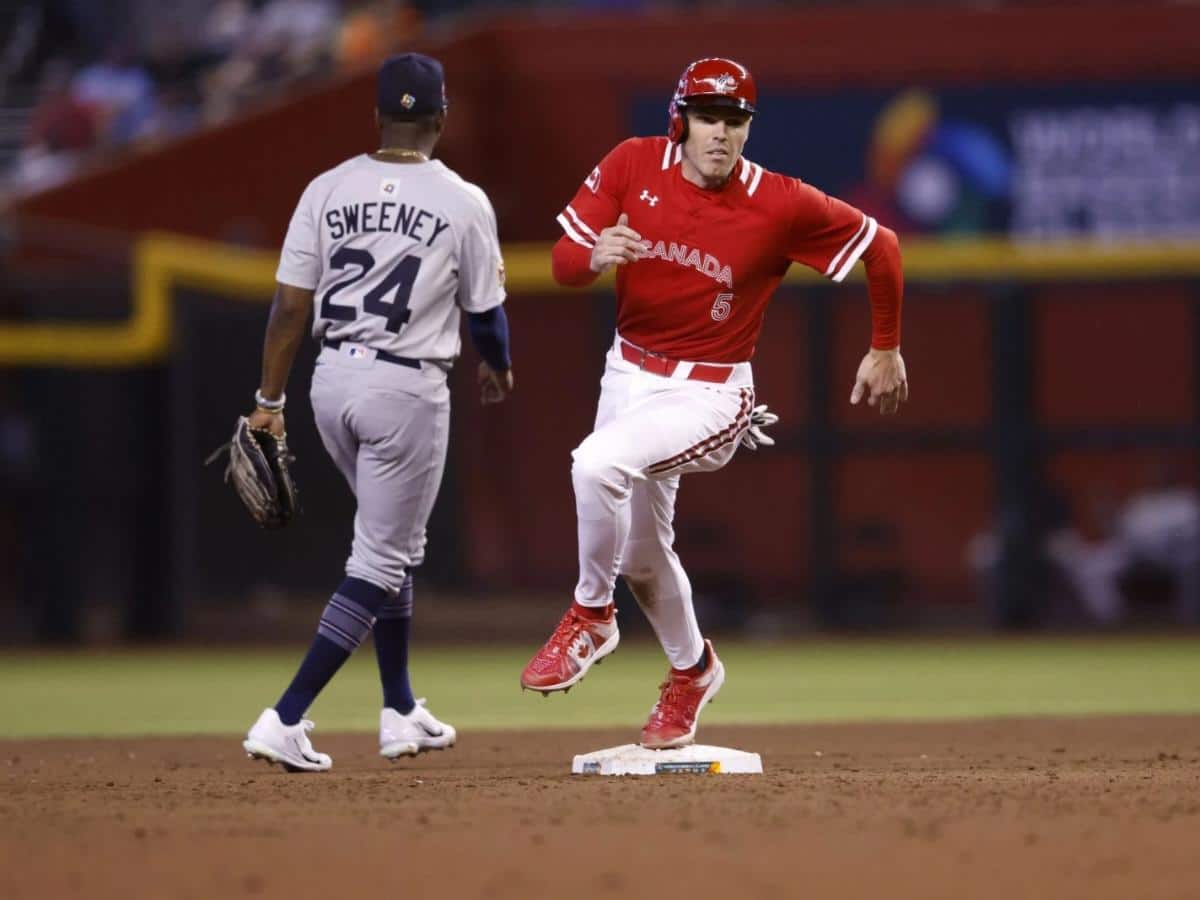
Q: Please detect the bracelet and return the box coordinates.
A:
[255,405,284,416]
[255,389,286,411]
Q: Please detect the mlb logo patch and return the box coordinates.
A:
[348,346,367,359]
[380,178,401,197]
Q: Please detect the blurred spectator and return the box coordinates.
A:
[255,0,338,70]
[136,82,203,145]
[6,58,96,196]
[336,0,421,70]
[969,470,1200,628]
[1,0,125,82]
[71,41,158,145]
[0,1,40,90]
[1046,473,1200,627]
[202,0,256,59]
[7,143,78,197]
[27,58,94,151]
[4,0,389,195]
[201,0,338,122]
[966,487,1079,628]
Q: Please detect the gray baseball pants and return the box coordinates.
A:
[310,342,451,595]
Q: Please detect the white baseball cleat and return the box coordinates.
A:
[243,708,332,772]
[380,699,457,759]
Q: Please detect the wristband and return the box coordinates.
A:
[255,389,286,411]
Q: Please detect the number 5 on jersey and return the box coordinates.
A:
[711,292,733,322]
[320,247,423,334]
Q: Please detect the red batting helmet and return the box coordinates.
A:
[667,57,757,143]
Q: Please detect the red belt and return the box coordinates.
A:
[619,340,734,384]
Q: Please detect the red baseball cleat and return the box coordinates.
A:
[520,603,619,693]
[640,639,725,749]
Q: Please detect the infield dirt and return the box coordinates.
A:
[3,716,1198,900]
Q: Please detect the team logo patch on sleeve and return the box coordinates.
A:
[585,166,601,193]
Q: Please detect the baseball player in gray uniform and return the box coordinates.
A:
[242,53,514,772]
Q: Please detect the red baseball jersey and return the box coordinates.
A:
[557,136,882,363]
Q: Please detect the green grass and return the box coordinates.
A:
[2,637,1199,739]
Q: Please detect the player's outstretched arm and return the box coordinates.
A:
[248,282,313,434]
[851,224,907,416]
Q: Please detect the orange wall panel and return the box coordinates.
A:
[453,294,603,586]
[674,454,811,591]
[745,294,809,425]
[1036,286,1194,426]
[832,288,992,428]
[836,453,993,604]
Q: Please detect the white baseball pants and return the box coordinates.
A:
[572,335,754,668]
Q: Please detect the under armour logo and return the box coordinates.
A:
[640,189,659,207]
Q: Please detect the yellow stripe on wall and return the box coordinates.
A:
[0,233,1197,367]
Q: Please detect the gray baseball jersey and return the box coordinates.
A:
[277,154,506,363]
[275,154,505,592]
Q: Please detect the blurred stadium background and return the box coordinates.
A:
[1,0,1199,662]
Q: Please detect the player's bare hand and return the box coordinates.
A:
[479,361,514,405]
[590,213,643,273]
[248,407,286,436]
[850,347,908,416]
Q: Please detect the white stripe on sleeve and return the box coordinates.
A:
[557,213,596,249]
[565,205,600,242]
[747,162,764,197]
[832,216,878,282]
[823,215,869,277]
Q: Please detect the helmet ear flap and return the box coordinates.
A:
[667,99,687,143]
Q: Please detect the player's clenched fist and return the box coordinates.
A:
[478,361,514,406]
[850,347,909,416]
[590,213,644,274]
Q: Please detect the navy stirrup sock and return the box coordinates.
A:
[673,643,710,677]
[275,576,389,725]
[374,574,415,715]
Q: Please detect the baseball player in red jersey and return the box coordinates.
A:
[520,58,907,749]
